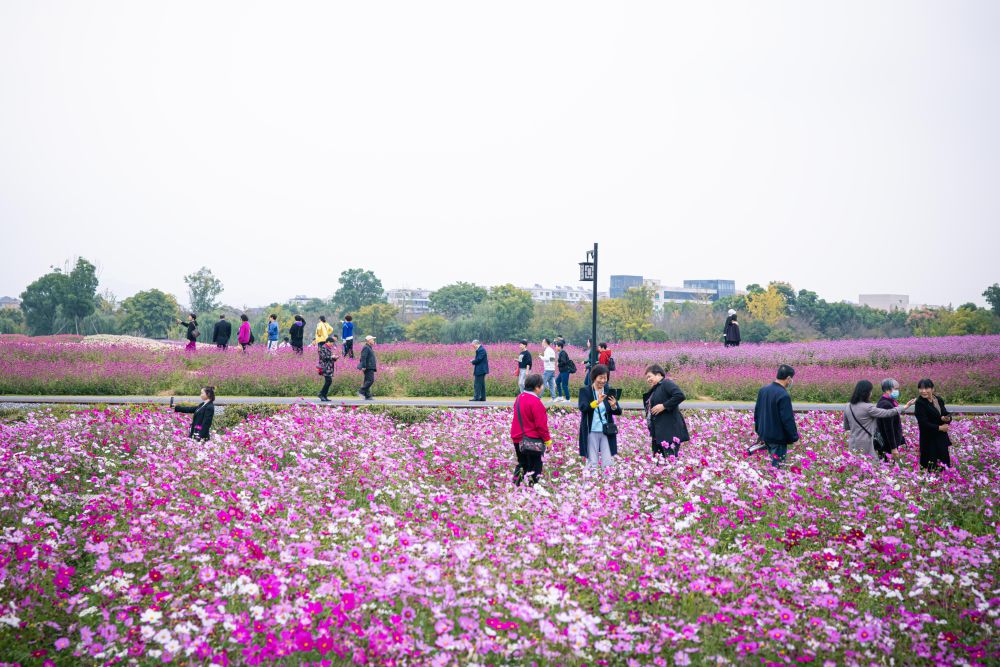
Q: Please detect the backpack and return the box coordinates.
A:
[607,355,616,371]
[567,359,577,374]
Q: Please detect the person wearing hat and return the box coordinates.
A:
[316,334,340,402]
[723,309,741,347]
[357,335,377,400]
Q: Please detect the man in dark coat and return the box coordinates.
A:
[212,315,232,350]
[470,340,489,401]
[357,336,377,400]
[642,364,690,457]
[753,365,800,467]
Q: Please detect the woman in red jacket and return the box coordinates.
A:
[510,373,552,487]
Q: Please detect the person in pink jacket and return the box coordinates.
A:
[237,314,253,353]
[510,373,552,487]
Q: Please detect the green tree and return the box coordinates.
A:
[470,284,534,342]
[332,269,385,314]
[980,283,999,315]
[405,314,447,343]
[0,308,25,334]
[768,281,796,312]
[429,282,488,319]
[121,289,181,338]
[184,267,224,314]
[20,271,70,335]
[529,301,584,341]
[619,286,655,341]
[356,303,402,341]
[745,283,765,295]
[62,258,100,334]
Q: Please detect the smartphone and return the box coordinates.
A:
[611,388,622,401]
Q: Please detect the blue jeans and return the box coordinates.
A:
[556,371,571,400]
[766,442,787,468]
[542,370,556,399]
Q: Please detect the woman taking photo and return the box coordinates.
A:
[843,380,914,462]
[173,386,216,441]
[875,378,906,461]
[177,313,199,352]
[642,364,690,457]
[577,364,623,470]
[914,378,953,470]
[237,314,252,352]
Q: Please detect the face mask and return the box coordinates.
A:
[890,389,900,399]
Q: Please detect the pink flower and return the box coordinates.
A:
[54,638,70,650]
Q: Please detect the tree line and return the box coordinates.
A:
[6,259,999,343]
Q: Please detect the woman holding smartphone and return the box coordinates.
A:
[914,378,953,470]
[577,364,623,469]
[642,364,690,457]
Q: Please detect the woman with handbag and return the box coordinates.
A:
[844,380,914,462]
[316,334,340,402]
[578,364,623,470]
[914,378,953,471]
[510,373,552,487]
[642,364,690,458]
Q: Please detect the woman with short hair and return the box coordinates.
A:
[642,363,690,457]
[237,314,252,352]
[914,379,953,471]
[875,378,906,461]
[510,373,552,486]
[577,364,622,469]
[844,380,914,461]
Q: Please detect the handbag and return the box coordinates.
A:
[849,404,886,452]
[515,396,546,454]
[596,390,618,436]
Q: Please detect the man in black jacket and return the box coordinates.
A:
[357,336,377,400]
[753,365,800,467]
[212,315,232,350]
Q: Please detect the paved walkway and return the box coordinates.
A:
[2,395,998,413]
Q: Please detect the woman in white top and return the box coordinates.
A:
[844,380,914,461]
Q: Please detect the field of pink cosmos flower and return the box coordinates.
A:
[1,404,997,665]
[1,335,998,403]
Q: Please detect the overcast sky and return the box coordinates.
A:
[1,1,998,309]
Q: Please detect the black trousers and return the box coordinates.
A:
[293,345,303,355]
[360,370,375,398]
[216,343,228,351]
[344,339,355,358]
[514,443,543,485]
[319,375,332,398]
[473,375,486,400]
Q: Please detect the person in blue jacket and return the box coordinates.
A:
[266,314,279,353]
[752,364,800,467]
[470,339,489,401]
[341,315,355,359]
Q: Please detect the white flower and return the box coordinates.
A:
[140,609,163,624]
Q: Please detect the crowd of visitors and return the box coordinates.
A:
[172,309,959,480]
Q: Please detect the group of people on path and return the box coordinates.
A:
[177,313,358,356]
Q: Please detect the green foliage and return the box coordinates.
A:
[332,269,386,315]
[20,270,70,335]
[355,404,441,424]
[745,283,764,294]
[984,283,1000,315]
[429,282,488,319]
[120,289,181,338]
[468,285,534,342]
[184,267,224,314]
[61,258,99,333]
[405,314,448,343]
[356,303,405,342]
[741,319,772,342]
[0,308,25,334]
[909,307,1000,336]
[528,301,586,342]
[643,328,670,342]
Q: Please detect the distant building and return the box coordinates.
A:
[683,279,736,300]
[387,288,432,316]
[859,294,910,312]
[288,294,312,308]
[643,279,715,309]
[609,275,644,299]
[522,284,593,304]
[0,296,21,310]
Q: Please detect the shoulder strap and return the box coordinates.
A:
[515,395,526,432]
[848,404,873,437]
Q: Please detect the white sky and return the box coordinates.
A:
[1,1,998,309]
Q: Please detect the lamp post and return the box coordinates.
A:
[578,243,598,369]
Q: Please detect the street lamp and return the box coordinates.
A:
[578,243,598,369]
